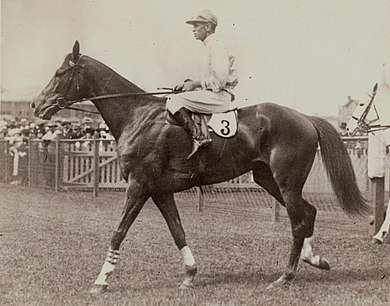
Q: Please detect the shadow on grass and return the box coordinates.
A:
[190,270,281,288]
[135,266,388,290]
[297,266,389,284]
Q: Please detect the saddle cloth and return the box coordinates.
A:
[167,110,238,138]
[195,110,238,138]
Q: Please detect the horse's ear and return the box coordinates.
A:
[72,41,80,63]
[373,83,378,94]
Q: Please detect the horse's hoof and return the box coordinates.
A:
[267,273,294,290]
[266,280,288,290]
[90,284,108,294]
[179,282,195,290]
[318,257,331,270]
[370,238,383,245]
[266,282,278,290]
[302,256,330,270]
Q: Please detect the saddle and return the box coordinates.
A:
[167,109,238,139]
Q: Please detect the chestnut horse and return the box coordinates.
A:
[32,41,368,293]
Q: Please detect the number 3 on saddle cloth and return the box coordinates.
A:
[166,110,238,139]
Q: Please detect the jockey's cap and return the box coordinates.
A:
[185,9,218,26]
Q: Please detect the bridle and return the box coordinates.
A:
[350,83,390,136]
[55,55,178,114]
[351,83,380,134]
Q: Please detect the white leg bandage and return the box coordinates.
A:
[180,246,195,266]
[94,249,120,285]
[301,237,314,260]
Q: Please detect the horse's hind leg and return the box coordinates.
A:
[261,143,319,288]
[152,193,197,289]
[254,166,306,288]
[91,179,150,294]
[300,199,330,270]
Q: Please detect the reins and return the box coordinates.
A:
[55,54,180,114]
[57,75,179,114]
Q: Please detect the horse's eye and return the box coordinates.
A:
[55,69,63,77]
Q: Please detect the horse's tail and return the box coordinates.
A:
[308,116,369,217]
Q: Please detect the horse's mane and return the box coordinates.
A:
[80,54,155,96]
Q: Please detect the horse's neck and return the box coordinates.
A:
[84,58,163,139]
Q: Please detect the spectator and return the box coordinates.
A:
[61,118,75,139]
[0,121,7,139]
[72,125,84,139]
[339,122,350,137]
[8,128,28,185]
[81,127,94,150]
[82,117,95,134]
[355,141,363,158]
[28,123,37,138]
[97,122,114,140]
[42,121,62,146]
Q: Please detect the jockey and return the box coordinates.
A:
[166,9,238,159]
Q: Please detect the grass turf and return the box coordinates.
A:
[0,184,389,305]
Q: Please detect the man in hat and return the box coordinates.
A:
[42,121,62,144]
[72,124,84,139]
[82,117,95,136]
[61,118,75,139]
[166,9,238,159]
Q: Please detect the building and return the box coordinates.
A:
[338,96,360,128]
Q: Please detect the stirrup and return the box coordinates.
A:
[186,138,212,160]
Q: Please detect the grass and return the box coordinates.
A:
[0,183,389,305]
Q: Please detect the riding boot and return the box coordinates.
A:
[171,108,212,159]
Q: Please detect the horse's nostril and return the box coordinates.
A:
[30,101,35,109]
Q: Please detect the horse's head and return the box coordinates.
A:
[32,41,87,120]
[347,83,379,135]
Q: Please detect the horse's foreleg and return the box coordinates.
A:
[152,193,197,289]
[371,200,390,244]
[91,180,149,294]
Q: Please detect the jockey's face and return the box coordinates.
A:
[191,23,211,41]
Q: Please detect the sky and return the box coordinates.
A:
[1,0,390,116]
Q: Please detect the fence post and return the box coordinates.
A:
[272,198,280,222]
[197,187,204,212]
[367,132,386,236]
[5,141,9,183]
[370,178,385,235]
[54,137,62,192]
[28,136,32,188]
[92,133,100,197]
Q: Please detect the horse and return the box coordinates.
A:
[348,82,390,244]
[32,41,368,293]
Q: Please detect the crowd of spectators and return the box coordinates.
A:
[0,116,114,143]
[0,116,115,185]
